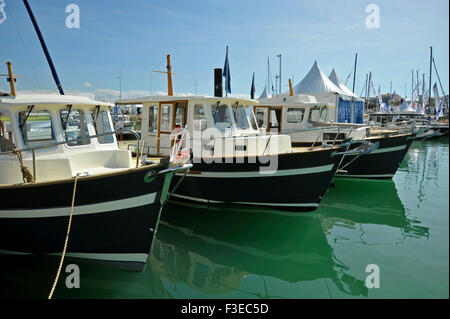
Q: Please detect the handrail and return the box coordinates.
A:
[0,129,143,182]
[0,129,139,155]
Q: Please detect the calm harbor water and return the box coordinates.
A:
[0,137,448,299]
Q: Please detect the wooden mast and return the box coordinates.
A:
[152,54,175,96]
[0,61,23,96]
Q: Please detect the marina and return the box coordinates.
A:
[0,137,447,298]
[0,0,448,302]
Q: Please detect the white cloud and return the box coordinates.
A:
[84,82,93,88]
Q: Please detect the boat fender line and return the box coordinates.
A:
[48,173,80,299]
[12,149,34,183]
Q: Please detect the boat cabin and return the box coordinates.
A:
[116,96,292,157]
[0,93,134,184]
[257,94,368,144]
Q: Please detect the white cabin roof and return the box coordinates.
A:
[258,93,333,107]
[116,95,258,105]
[0,93,113,108]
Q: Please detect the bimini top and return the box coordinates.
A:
[115,95,259,105]
[0,93,113,108]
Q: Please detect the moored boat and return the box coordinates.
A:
[0,90,190,270]
[116,94,344,211]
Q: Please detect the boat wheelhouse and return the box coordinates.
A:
[0,92,190,270]
[257,94,369,146]
[257,94,416,179]
[116,95,345,211]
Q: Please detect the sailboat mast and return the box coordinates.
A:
[352,53,358,93]
[432,58,448,111]
[23,0,64,95]
[428,46,432,112]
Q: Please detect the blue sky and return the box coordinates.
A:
[0,0,448,100]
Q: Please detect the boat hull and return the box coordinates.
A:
[170,148,343,212]
[0,163,171,270]
[336,133,415,179]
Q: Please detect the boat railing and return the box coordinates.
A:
[0,129,142,183]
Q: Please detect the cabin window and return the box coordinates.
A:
[174,104,186,127]
[148,105,158,133]
[232,105,251,129]
[246,106,258,130]
[193,104,207,131]
[19,110,56,147]
[309,108,321,121]
[91,108,114,144]
[160,104,172,132]
[60,109,90,146]
[0,112,16,152]
[320,106,328,121]
[255,108,267,128]
[211,104,232,131]
[286,108,305,123]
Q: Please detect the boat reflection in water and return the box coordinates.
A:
[149,202,369,298]
[0,170,430,298]
[320,178,430,242]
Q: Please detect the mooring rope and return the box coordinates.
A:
[48,174,80,299]
[12,149,34,183]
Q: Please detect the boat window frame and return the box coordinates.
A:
[211,102,233,131]
[18,107,57,148]
[90,106,116,145]
[286,107,306,124]
[148,105,159,134]
[59,107,92,147]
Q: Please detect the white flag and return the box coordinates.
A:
[433,83,442,119]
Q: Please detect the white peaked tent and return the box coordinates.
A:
[258,87,272,99]
[292,61,344,96]
[328,69,359,98]
[290,61,364,124]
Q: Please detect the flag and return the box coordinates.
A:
[223,46,231,94]
[113,105,118,122]
[433,83,441,119]
[411,83,420,111]
[250,72,255,99]
[378,85,383,106]
[0,0,6,24]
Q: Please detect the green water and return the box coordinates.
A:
[0,138,448,299]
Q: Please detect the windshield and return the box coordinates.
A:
[212,104,232,131]
[232,105,250,129]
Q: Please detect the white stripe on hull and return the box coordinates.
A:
[0,193,157,219]
[0,249,148,263]
[172,194,319,208]
[172,193,224,203]
[176,164,334,178]
[335,174,395,178]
